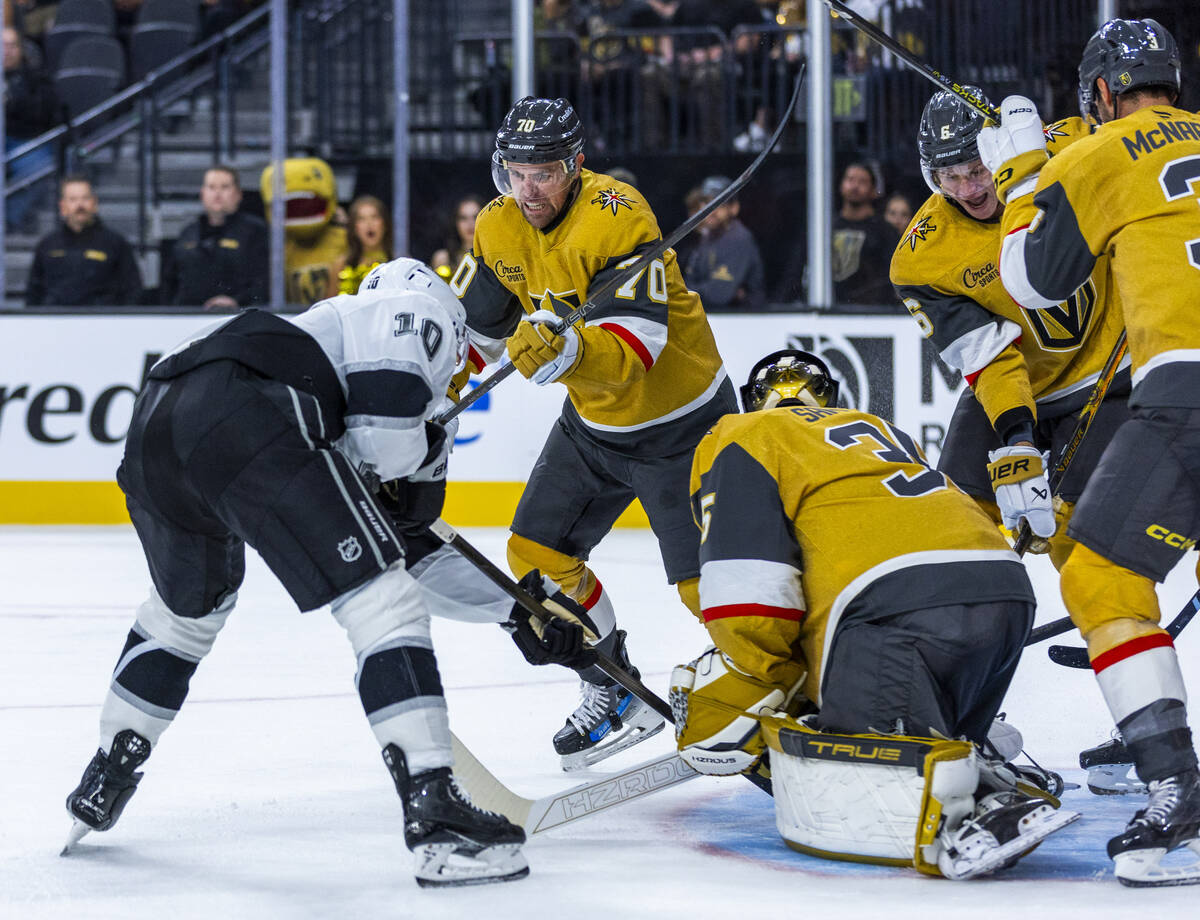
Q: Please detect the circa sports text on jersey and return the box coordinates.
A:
[689,405,1031,705]
[450,169,728,452]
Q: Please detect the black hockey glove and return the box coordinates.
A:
[505,570,600,671]
[375,421,449,534]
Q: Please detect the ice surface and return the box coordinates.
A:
[1,526,1197,918]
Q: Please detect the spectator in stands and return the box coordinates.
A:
[883,191,915,236]
[430,193,483,281]
[580,0,667,149]
[9,0,58,40]
[830,161,900,309]
[681,174,765,311]
[160,165,268,309]
[332,194,393,294]
[26,176,143,306]
[4,25,58,233]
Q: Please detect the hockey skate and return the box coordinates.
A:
[554,676,665,771]
[383,745,528,888]
[1108,767,1200,887]
[937,790,1080,880]
[1080,732,1146,796]
[61,729,152,855]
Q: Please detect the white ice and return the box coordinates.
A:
[1,525,1197,919]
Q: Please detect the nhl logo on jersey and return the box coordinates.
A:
[337,536,363,563]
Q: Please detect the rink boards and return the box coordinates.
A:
[0,311,964,524]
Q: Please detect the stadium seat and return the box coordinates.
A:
[44,0,117,72]
[53,36,127,121]
[129,0,201,82]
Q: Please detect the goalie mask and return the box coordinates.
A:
[492,96,584,201]
[917,86,991,195]
[1078,18,1180,124]
[740,349,839,412]
[362,258,470,373]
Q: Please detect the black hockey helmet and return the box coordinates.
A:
[1078,19,1180,123]
[740,349,840,412]
[917,86,991,194]
[495,96,585,165]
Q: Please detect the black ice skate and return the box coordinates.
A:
[1080,732,1147,796]
[937,790,1080,880]
[1108,767,1200,887]
[61,729,152,855]
[553,675,665,771]
[383,744,528,888]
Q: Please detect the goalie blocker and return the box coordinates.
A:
[762,716,1080,880]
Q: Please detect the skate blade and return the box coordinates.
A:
[1087,764,1147,796]
[559,718,666,773]
[413,843,529,888]
[947,808,1081,880]
[60,820,91,856]
[1114,840,1200,887]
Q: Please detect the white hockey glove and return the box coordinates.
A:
[977,95,1046,203]
[669,646,787,776]
[986,445,1055,540]
[506,309,582,386]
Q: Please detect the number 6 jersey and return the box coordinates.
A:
[453,169,731,455]
[998,105,1200,409]
[690,405,1034,704]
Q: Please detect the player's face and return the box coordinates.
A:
[934,159,998,219]
[505,155,582,229]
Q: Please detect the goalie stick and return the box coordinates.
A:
[450,732,700,834]
[436,66,806,425]
[427,518,772,795]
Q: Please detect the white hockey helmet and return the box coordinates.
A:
[362,257,469,372]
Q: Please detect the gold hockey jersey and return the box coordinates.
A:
[690,405,1033,704]
[891,117,1126,435]
[453,169,730,453]
[998,105,1200,409]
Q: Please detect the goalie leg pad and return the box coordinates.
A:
[671,647,792,776]
[762,715,977,872]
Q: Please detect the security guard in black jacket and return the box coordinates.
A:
[26,178,143,307]
[160,167,268,309]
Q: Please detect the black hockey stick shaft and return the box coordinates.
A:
[1013,331,1127,557]
[428,518,773,795]
[427,518,672,722]
[822,0,998,122]
[1046,592,1200,668]
[436,66,807,426]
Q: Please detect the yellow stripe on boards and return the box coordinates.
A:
[0,481,653,528]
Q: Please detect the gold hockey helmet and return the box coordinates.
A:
[740,349,839,412]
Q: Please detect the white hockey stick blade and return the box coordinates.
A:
[60,820,91,856]
[451,732,700,835]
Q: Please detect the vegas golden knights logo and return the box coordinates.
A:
[1023,278,1096,350]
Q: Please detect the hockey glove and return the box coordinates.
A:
[506,309,582,385]
[670,646,787,776]
[977,95,1046,204]
[505,569,600,670]
[987,445,1055,540]
[375,421,452,533]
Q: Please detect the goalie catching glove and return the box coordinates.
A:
[670,646,792,776]
[987,445,1055,540]
[506,309,582,385]
[505,569,600,670]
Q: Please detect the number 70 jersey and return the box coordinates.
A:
[690,405,1031,704]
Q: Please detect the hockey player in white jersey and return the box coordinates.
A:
[62,259,528,888]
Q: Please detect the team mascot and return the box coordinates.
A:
[261,157,347,304]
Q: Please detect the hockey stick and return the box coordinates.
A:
[436,65,807,426]
[821,0,998,122]
[450,732,700,834]
[1012,331,1128,557]
[427,518,772,795]
[1043,591,1200,669]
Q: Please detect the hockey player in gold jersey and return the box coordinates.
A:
[891,86,1129,573]
[452,96,737,769]
[980,18,1200,886]
[669,349,1077,880]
